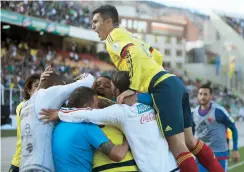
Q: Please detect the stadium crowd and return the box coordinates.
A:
[1,1,92,28]
[1,37,114,112]
[2,1,243,39]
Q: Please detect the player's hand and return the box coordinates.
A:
[232,150,240,163]
[117,90,136,104]
[40,65,53,81]
[39,109,59,124]
[123,94,138,105]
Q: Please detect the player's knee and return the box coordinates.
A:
[185,136,198,150]
[166,133,189,157]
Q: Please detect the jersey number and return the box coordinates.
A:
[132,35,152,58]
[141,44,152,58]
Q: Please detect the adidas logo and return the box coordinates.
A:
[165,126,172,132]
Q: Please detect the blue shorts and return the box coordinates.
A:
[149,71,193,137]
[198,151,229,172]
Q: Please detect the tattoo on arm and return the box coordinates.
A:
[98,141,114,155]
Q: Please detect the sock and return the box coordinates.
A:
[177,152,198,172]
[192,140,224,172]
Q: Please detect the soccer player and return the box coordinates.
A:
[192,84,240,172]
[40,71,178,172]
[52,86,129,171]
[93,76,138,171]
[20,72,95,172]
[91,4,223,172]
[9,74,40,172]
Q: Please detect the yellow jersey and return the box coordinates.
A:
[106,28,172,92]
[131,34,163,66]
[93,125,137,171]
[11,101,24,167]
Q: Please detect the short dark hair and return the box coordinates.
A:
[39,73,64,89]
[93,5,119,26]
[98,75,111,80]
[112,71,130,93]
[199,83,212,94]
[67,87,97,108]
[225,104,230,110]
[24,73,40,100]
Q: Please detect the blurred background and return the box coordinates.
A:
[1,0,244,171]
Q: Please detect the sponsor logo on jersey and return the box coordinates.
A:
[140,112,155,124]
[137,104,153,114]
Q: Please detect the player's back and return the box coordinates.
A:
[52,122,98,172]
[106,28,165,92]
[119,103,177,172]
[20,90,56,172]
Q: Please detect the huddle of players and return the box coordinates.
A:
[9,4,235,172]
[10,70,177,172]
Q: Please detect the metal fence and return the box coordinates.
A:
[1,86,23,114]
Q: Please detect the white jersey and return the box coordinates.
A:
[20,74,95,172]
[58,103,177,172]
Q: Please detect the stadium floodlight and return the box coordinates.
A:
[2,25,10,29]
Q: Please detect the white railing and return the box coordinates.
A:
[1,86,23,114]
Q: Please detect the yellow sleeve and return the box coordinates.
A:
[141,41,163,66]
[11,102,24,167]
[107,33,149,91]
[151,48,163,66]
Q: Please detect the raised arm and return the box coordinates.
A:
[59,105,125,125]
[40,104,126,126]
[44,73,95,107]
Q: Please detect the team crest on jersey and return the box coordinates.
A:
[112,42,120,52]
[207,117,214,123]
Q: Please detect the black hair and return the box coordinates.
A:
[24,73,40,100]
[93,5,119,26]
[67,87,97,108]
[98,75,111,80]
[39,73,65,89]
[112,71,130,93]
[199,83,212,94]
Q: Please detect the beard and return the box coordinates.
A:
[199,99,210,106]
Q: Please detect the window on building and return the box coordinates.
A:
[176,62,182,69]
[164,49,171,56]
[165,36,171,43]
[216,31,220,40]
[127,20,132,29]
[176,37,182,44]
[176,50,183,57]
[163,62,171,69]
